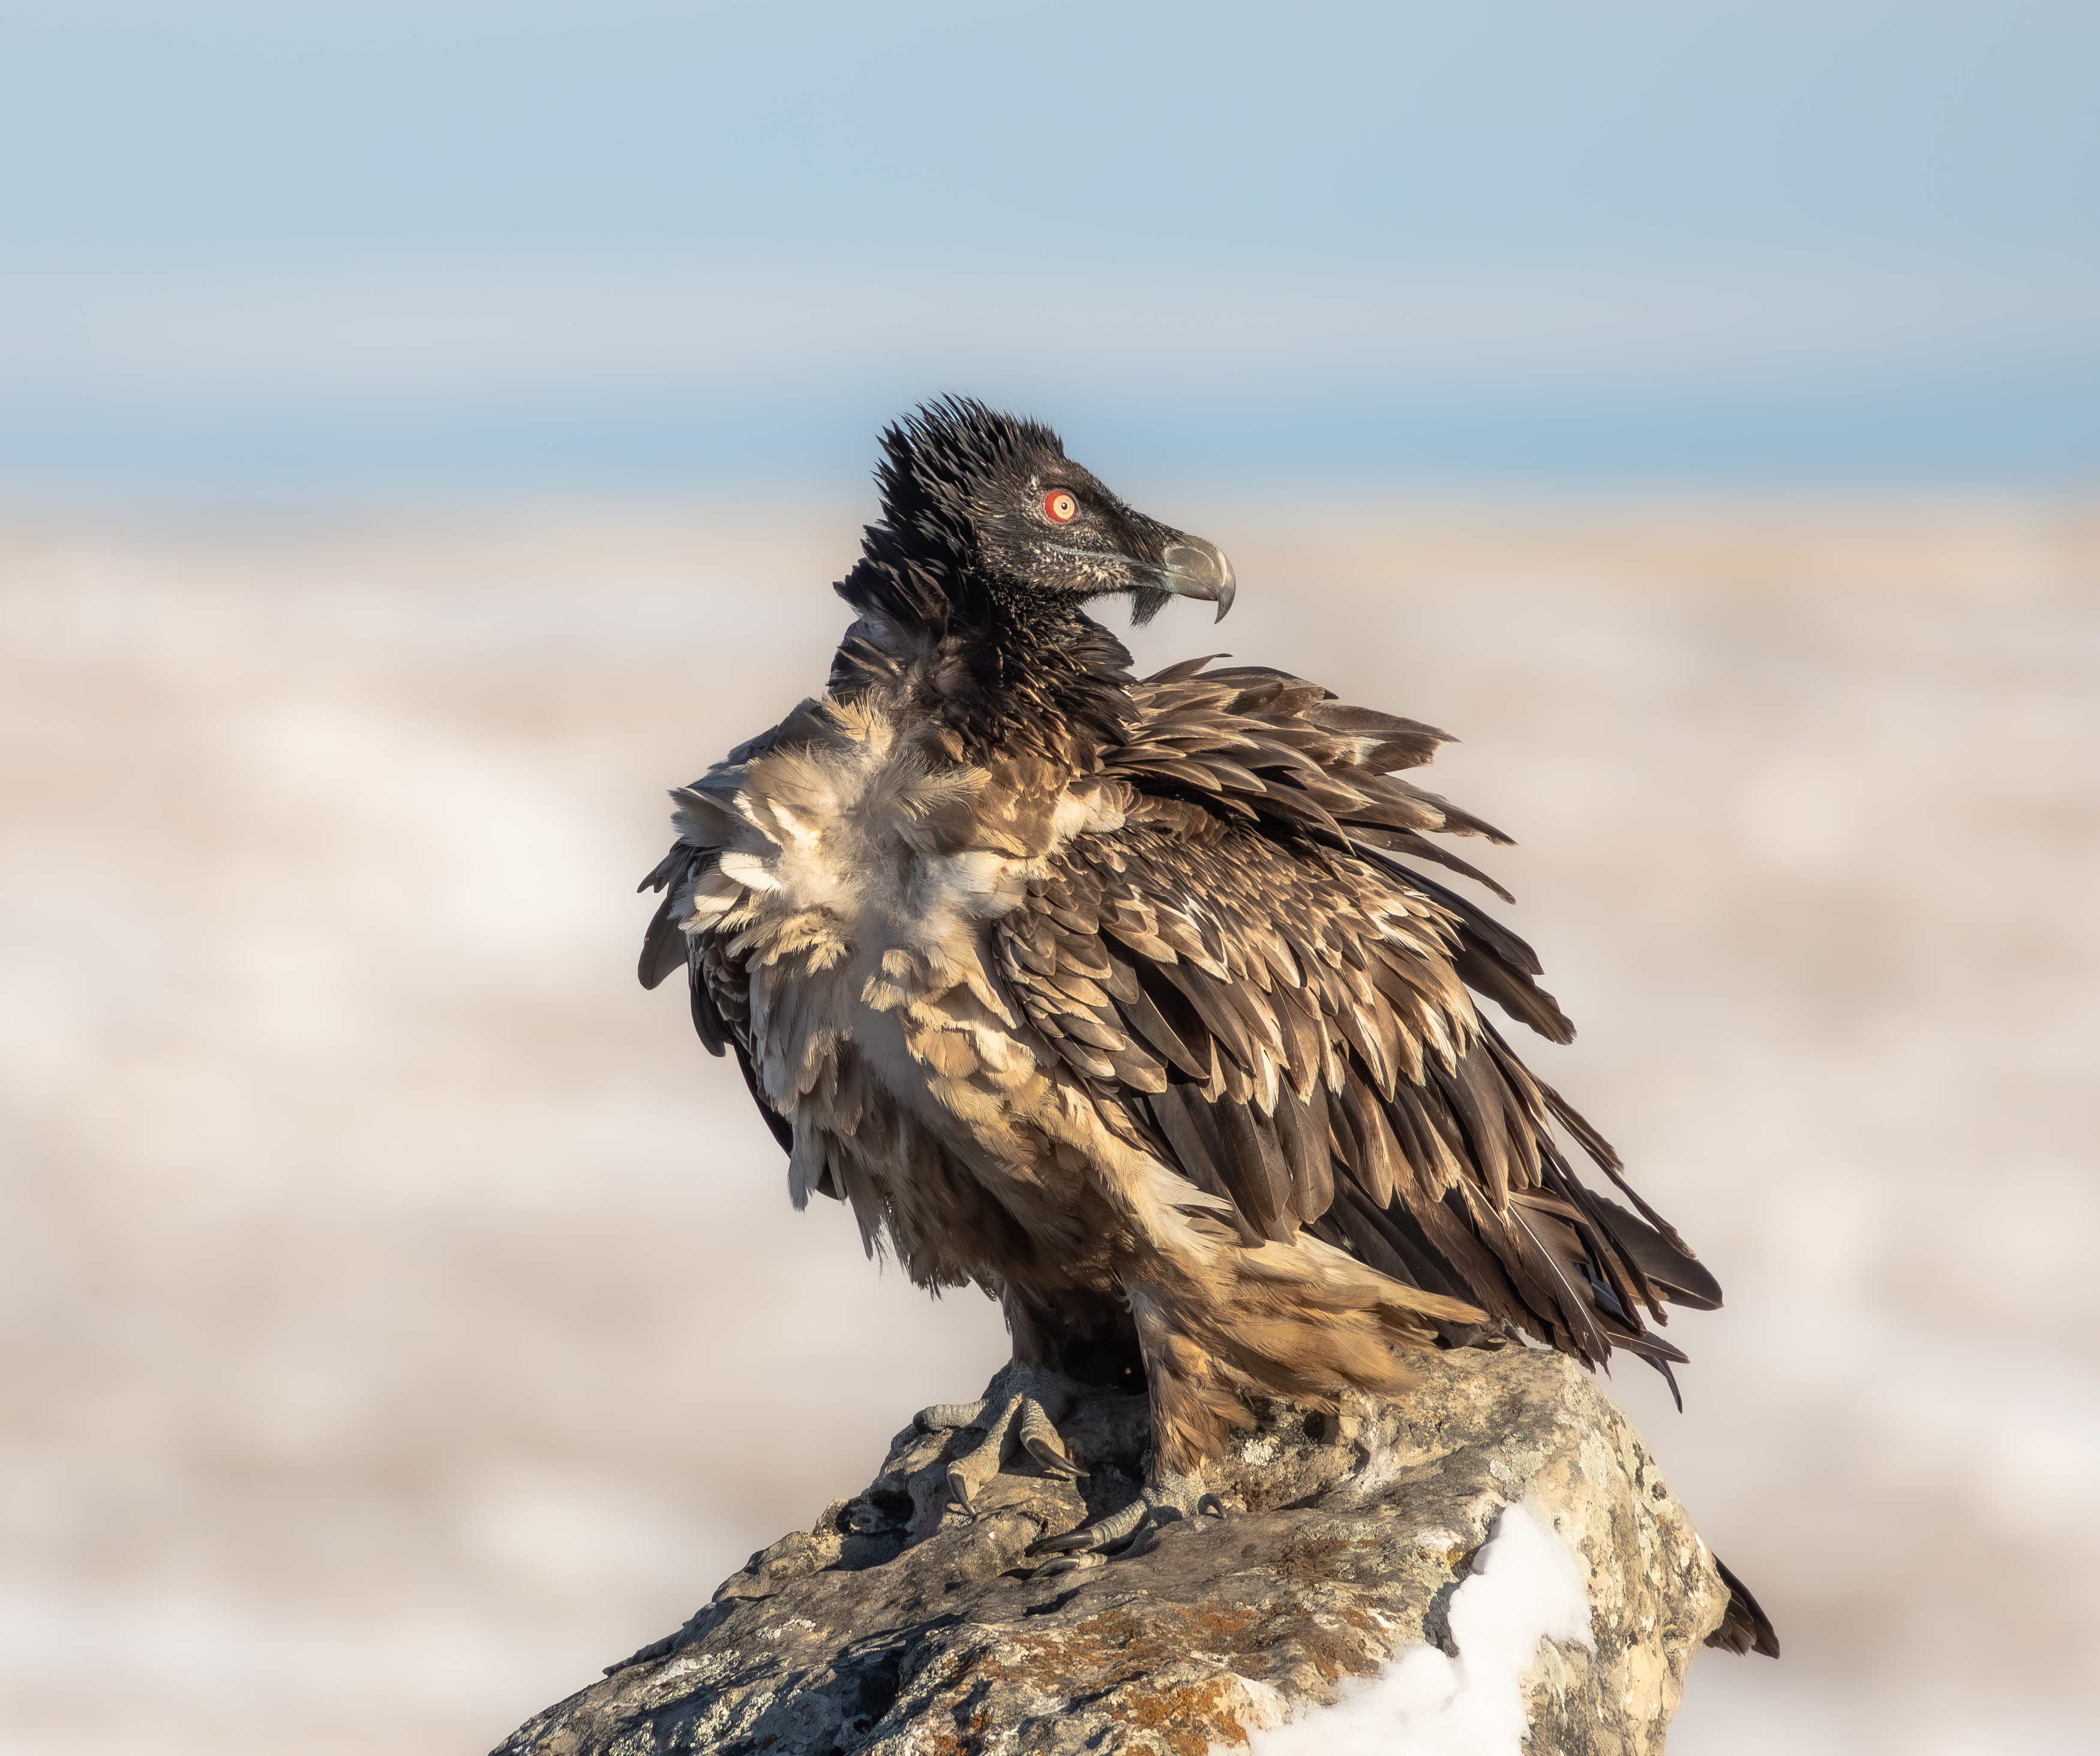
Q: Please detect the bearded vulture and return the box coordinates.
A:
[640,399,1777,1657]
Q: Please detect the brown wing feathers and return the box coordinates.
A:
[638,842,800,1159]
[997,657,1718,1377]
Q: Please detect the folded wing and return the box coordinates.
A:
[994,659,1718,1387]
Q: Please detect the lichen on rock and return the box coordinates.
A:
[493,1346,1729,1756]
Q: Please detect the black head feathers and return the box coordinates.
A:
[836,398,1235,639]
[874,398,1067,560]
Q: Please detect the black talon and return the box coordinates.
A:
[1026,1493,1154,1560]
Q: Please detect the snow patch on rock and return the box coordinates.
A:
[1238,1499,1593,1756]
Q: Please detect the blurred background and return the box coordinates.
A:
[2,4,2095,1753]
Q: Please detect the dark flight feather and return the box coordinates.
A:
[1709,1557,1783,1658]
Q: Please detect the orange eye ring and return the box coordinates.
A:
[1044,490,1078,523]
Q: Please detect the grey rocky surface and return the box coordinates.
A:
[493,1346,1729,1755]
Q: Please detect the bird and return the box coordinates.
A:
[638,398,1777,1658]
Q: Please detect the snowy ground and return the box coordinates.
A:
[1246,1499,1594,1756]
[1,499,2095,1754]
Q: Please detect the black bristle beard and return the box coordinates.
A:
[1127,586,1170,627]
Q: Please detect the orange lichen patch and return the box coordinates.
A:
[922,1595,1386,1750]
[1000,1602,1262,1681]
[1202,1691,1256,1750]
[1112,1672,1255,1754]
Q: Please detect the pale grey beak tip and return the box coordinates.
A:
[1159,537,1237,622]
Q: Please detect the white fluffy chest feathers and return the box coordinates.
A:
[673,697,1124,976]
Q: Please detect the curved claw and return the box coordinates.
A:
[1018,1399,1088,1481]
[1026,1471,1225,1574]
[1030,1549,1110,1577]
[939,1391,1090,1517]
[1028,1494,1150,1558]
[945,1397,1021,1516]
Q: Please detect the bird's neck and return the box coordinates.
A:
[938,598,1136,768]
[834,548,1138,768]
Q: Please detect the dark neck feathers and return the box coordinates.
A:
[834,542,1135,766]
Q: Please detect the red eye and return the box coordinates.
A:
[1044,490,1078,523]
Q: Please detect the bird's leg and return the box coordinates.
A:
[915,1366,1089,1517]
[1024,1469,1227,1575]
[1024,1289,1233,1574]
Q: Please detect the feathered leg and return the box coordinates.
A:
[1023,1283,1239,1571]
[1024,1239,1476,1571]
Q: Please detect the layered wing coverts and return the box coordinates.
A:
[987,661,1718,1384]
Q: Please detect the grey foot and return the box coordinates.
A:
[1025,1474,1227,1575]
[916,1371,1088,1517]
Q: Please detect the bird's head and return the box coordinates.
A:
[851,398,1235,632]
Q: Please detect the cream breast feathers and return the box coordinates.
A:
[671,691,1126,974]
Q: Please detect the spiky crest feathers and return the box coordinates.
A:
[836,397,1069,635]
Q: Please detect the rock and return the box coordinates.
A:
[494,1346,1730,1755]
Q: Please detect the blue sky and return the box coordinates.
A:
[2,0,2095,496]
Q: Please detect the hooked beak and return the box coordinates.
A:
[1157,535,1237,622]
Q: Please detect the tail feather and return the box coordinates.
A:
[1707,1554,1781,1658]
